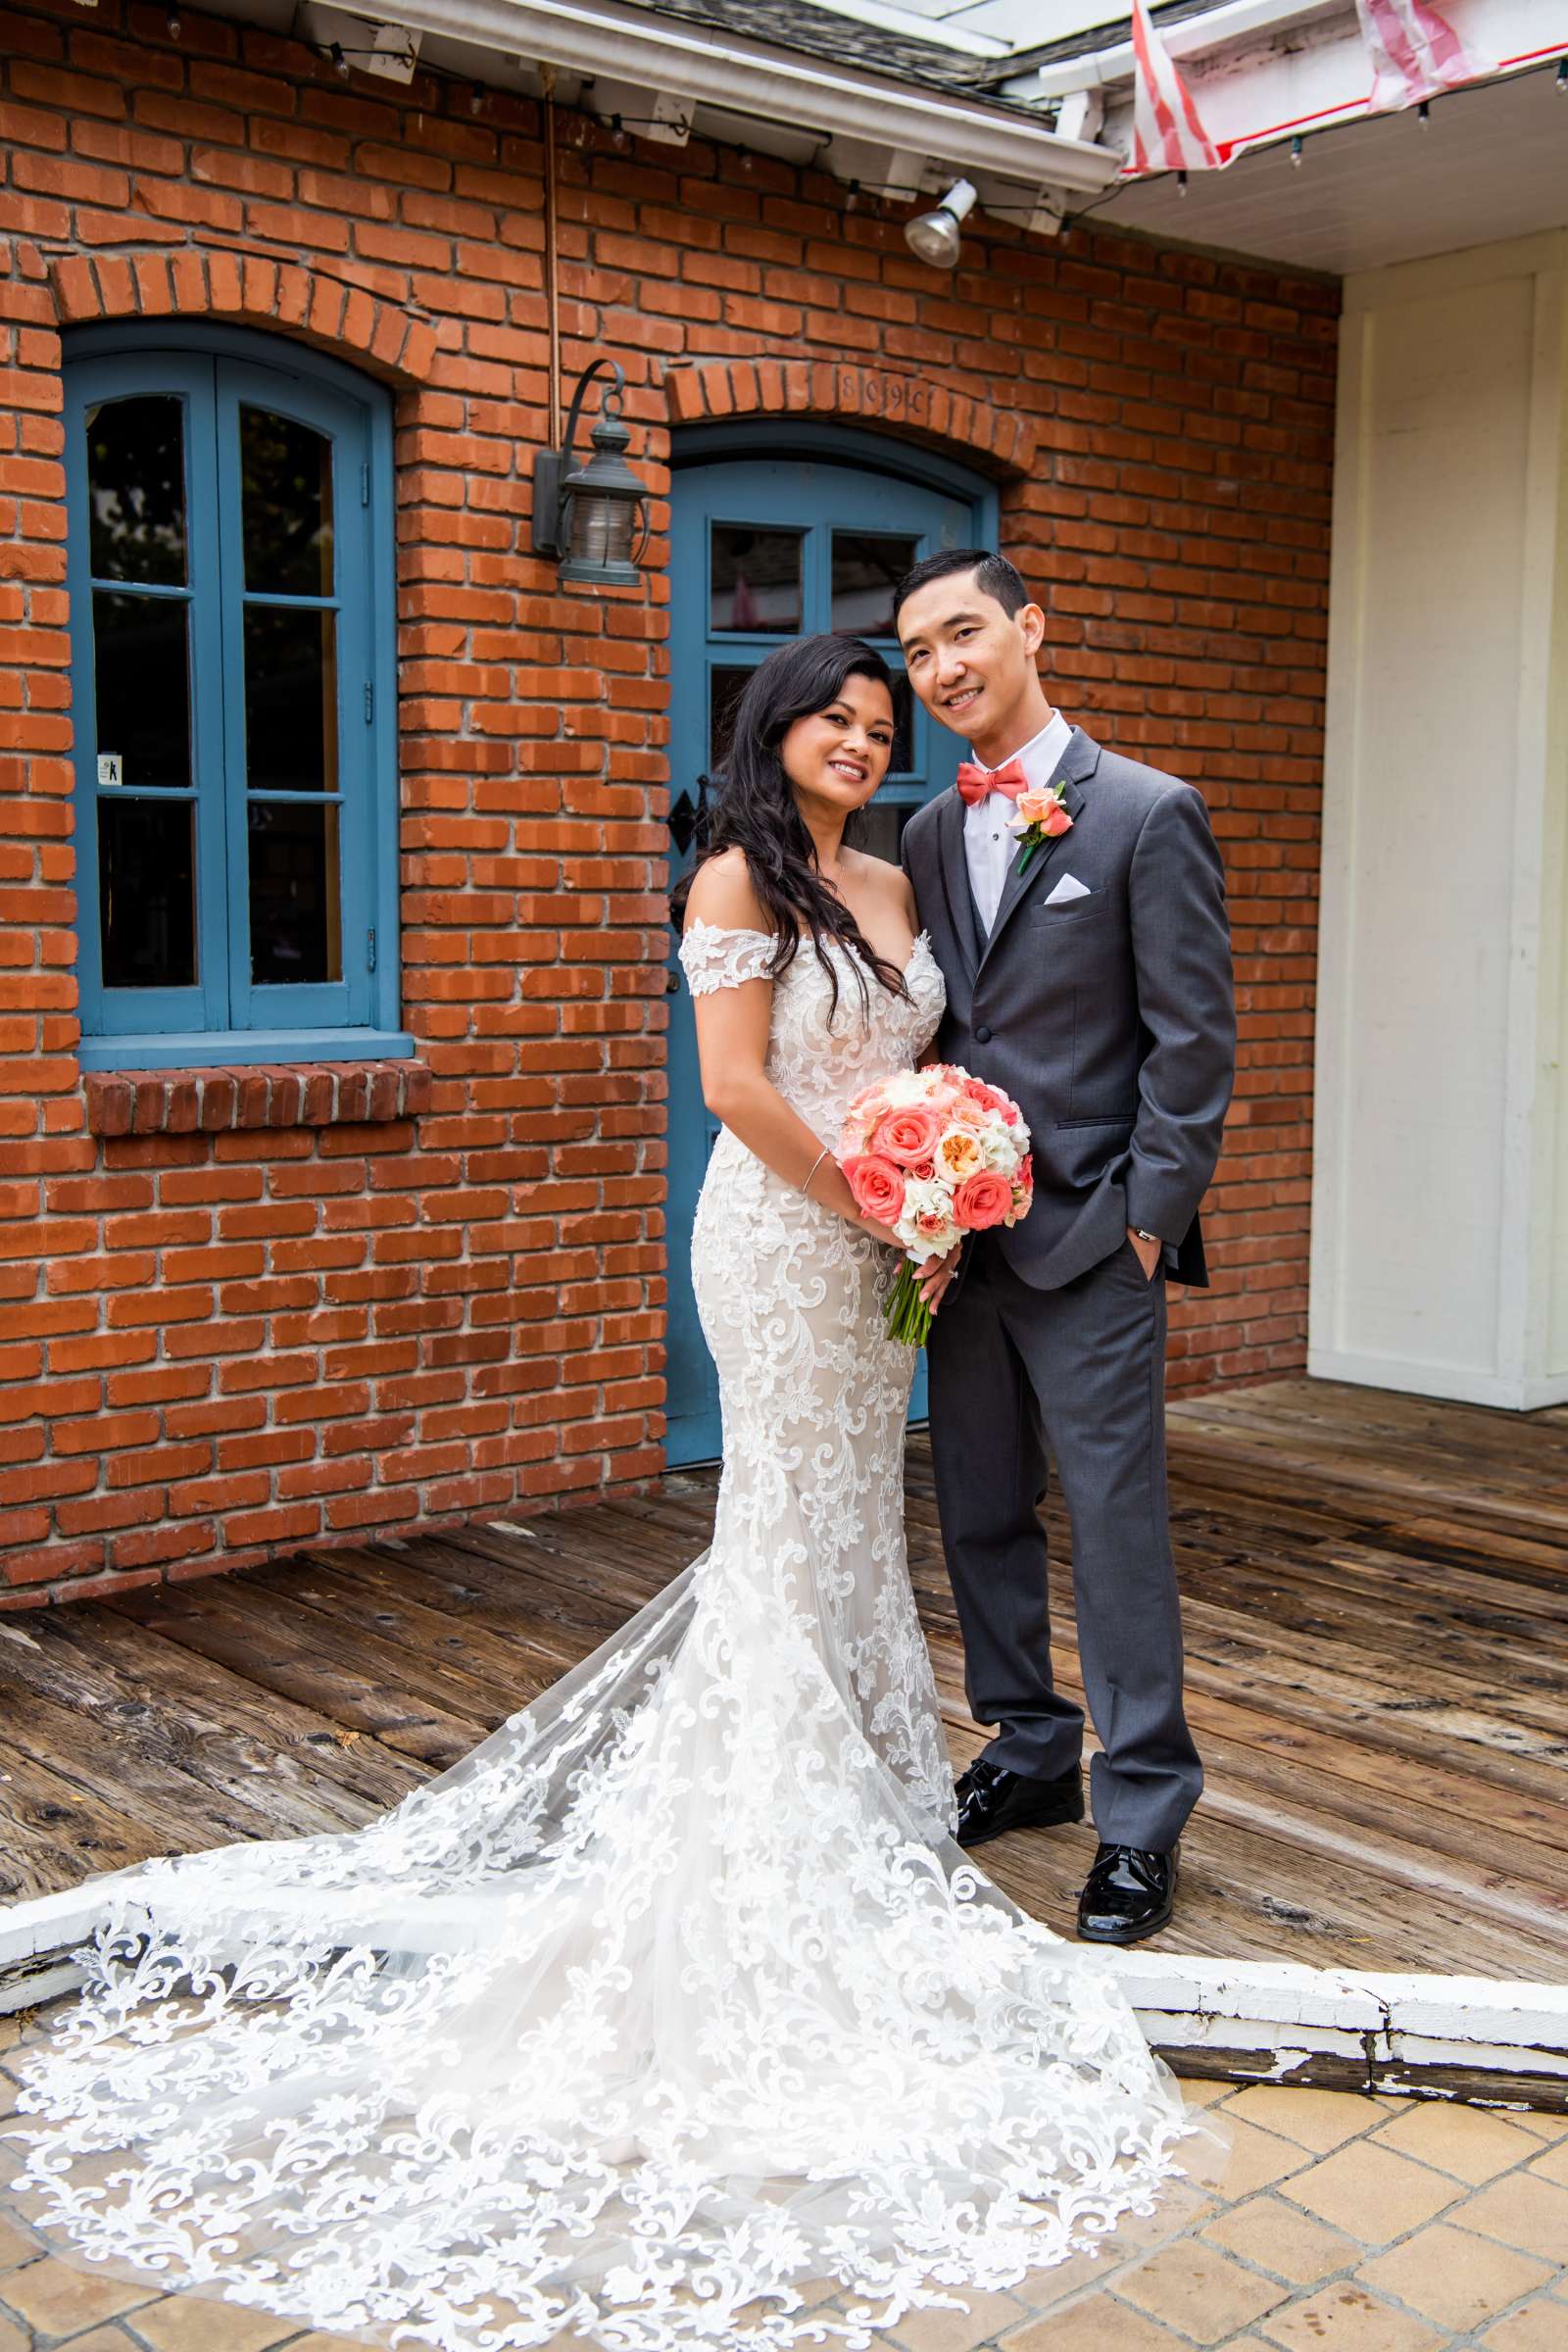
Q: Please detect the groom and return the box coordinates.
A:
[896,549,1236,1944]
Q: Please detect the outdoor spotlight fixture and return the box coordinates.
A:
[904,178,977,270]
[531,357,651,589]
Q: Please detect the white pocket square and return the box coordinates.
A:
[1044,873,1091,905]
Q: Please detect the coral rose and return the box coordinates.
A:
[842,1154,906,1224]
[953,1169,1013,1231]
[869,1104,942,1168]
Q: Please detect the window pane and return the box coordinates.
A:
[92,589,192,791]
[86,396,187,586]
[710,525,802,634]
[249,800,342,985]
[709,665,751,766]
[241,407,334,597]
[854,801,912,869]
[99,796,196,989]
[243,605,339,794]
[889,672,914,776]
[830,532,919,636]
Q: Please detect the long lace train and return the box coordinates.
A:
[1,920,1221,2351]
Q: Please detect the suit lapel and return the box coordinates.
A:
[977,726,1102,974]
[935,787,981,982]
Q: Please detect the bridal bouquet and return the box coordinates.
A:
[838,1064,1033,1347]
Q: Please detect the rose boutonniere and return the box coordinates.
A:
[1008,782,1073,876]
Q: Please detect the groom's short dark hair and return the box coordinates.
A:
[892,548,1030,631]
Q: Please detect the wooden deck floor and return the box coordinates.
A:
[2,1377,1565,1981]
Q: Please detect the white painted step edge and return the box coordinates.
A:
[3,1881,1563,2090]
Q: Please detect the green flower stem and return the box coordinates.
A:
[883,1261,933,1350]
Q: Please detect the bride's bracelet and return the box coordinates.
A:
[801,1145,831,1200]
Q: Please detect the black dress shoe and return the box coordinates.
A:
[954,1757,1084,1848]
[1076,1841,1177,1943]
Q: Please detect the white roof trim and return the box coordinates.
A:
[323,0,1122,193]
[1004,0,1343,100]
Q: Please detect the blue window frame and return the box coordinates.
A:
[63,323,408,1070]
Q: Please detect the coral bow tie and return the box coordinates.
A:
[956,758,1028,808]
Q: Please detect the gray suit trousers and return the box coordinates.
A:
[926,1227,1201,1853]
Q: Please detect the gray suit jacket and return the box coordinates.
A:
[902,726,1236,1290]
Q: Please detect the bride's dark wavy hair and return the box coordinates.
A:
[669,632,911,1022]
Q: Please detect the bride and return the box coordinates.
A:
[3,633,1217,2352]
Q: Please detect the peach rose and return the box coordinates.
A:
[953,1169,1013,1231]
[842,1154,906,1224]
[869,1104,942,1168]
[914,1209,954,1244]
[936,1128,983,1181]
[1012,785,1057,826]
[1013,785,1074,838]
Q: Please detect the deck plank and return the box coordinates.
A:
[0,1376,1561,1979]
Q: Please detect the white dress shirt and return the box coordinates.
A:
[961,710,1074,933]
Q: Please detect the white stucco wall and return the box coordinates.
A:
[1311,231,1568,1408]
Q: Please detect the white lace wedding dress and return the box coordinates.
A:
[4,918,1214,2352]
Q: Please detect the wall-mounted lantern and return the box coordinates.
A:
[530,357,651,588]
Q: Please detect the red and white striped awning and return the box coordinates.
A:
[1355,0,1494,108]
[1127,0,1222,173]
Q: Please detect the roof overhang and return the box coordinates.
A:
[892,0,1563,276]
[1020,0,1566,157]
[1067,0,1568,273]
[315,0,1122,201]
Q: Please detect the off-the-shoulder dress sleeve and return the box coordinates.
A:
[678,918,778,997]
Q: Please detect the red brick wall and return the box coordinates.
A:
[0,0,1335,1605]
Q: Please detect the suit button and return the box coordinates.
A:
[974,1023,992,1043]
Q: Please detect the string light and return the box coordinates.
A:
[1290,135,1303,167]
[330,40,349,78]
[1176,170,1189,195]
[1417,99,1430,124]
[165,1,180,33]
[1558,59,1568,90]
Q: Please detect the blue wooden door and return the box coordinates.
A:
[665,444,993,1467]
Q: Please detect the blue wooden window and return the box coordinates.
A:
[62,324,407,1070]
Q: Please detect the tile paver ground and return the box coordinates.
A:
[0,2017,1565,2352]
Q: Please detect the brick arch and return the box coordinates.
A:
[46,250,438,385]
[663,358,1036,478]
